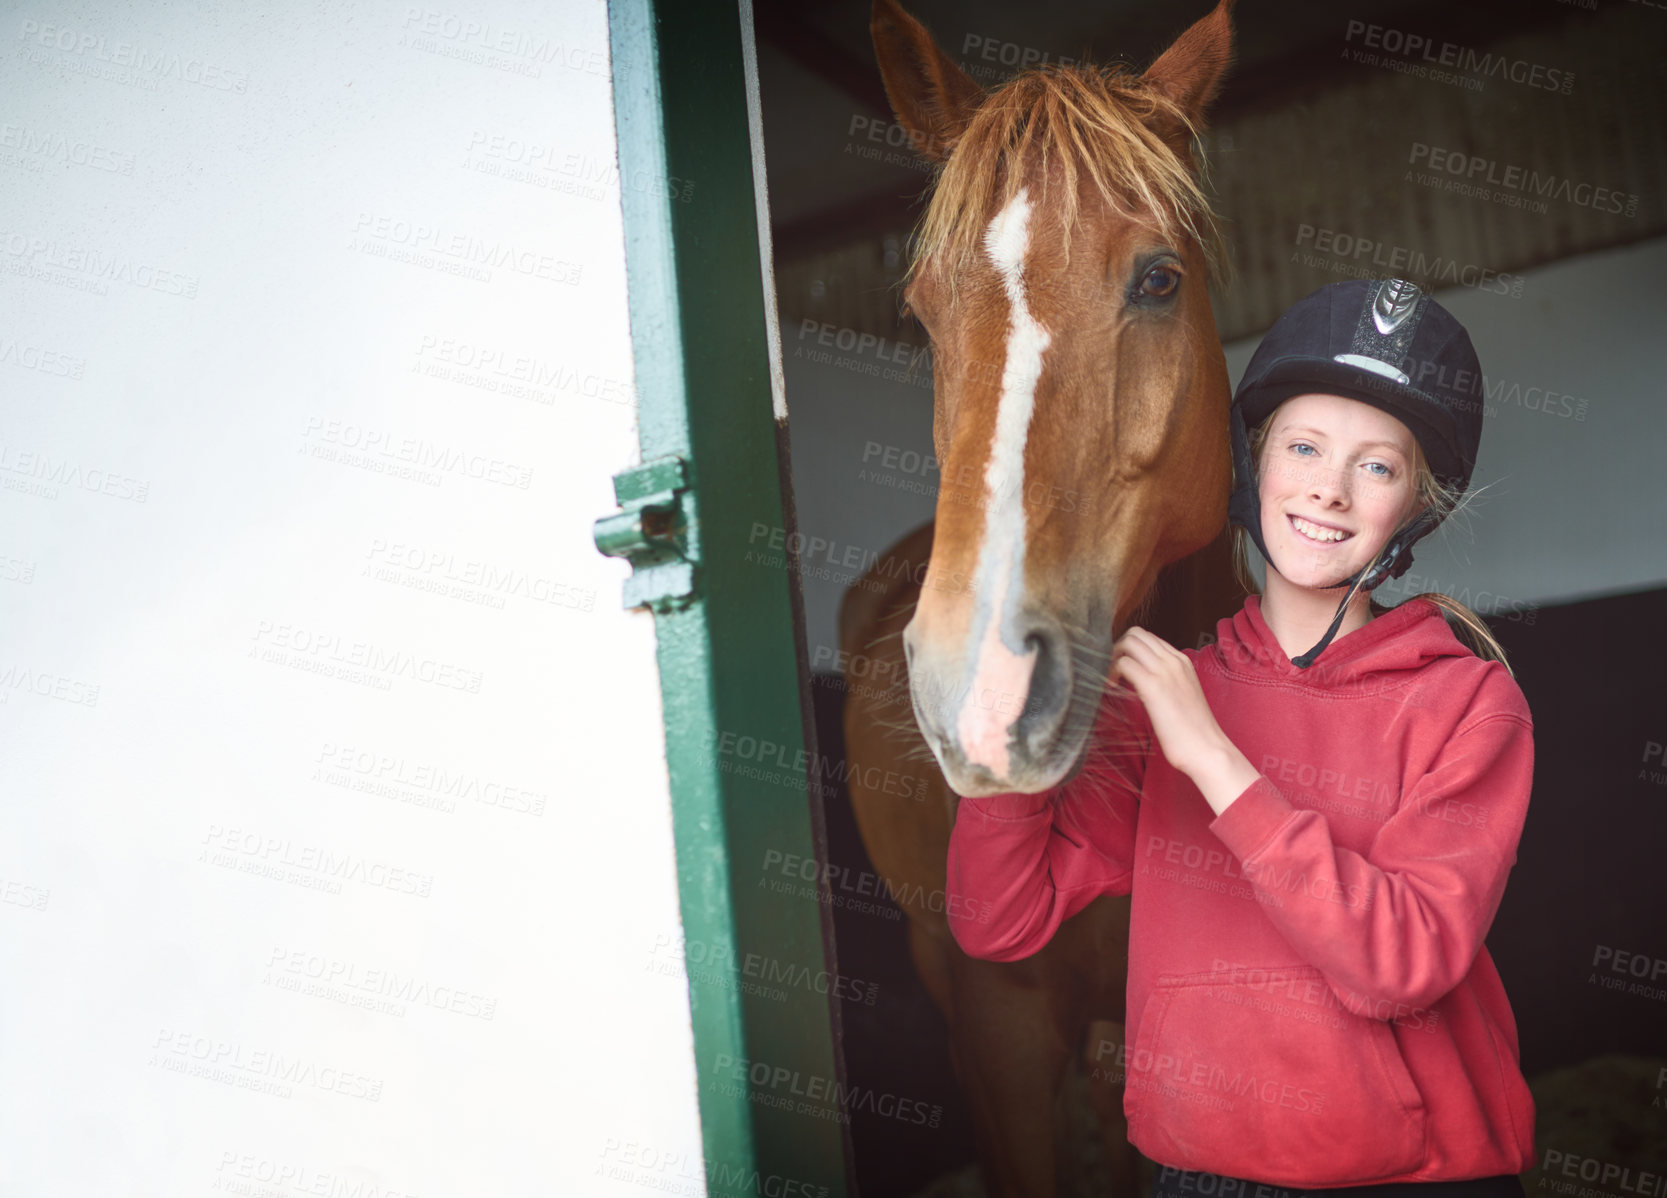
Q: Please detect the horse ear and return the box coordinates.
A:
[1141,0,1236,151]
[870,0,985,163]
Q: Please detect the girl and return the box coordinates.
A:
[946,278,1536,1197]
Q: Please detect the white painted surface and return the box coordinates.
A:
[739,0,789,425]
[0,3,704,1194]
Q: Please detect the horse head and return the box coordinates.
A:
[871,0,1237,797]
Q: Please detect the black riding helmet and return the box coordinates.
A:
[1227,278,1486,668]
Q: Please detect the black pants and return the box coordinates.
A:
[1151,1165,1526,1198]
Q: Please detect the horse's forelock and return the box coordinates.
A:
[906,66,1224,299]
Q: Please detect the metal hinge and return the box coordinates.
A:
[592,454,697,612]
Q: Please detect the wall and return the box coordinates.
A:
[0,2,705,1194]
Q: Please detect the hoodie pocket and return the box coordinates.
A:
[1124,965,1427,1185]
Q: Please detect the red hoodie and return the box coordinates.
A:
[946,594,1537,1186]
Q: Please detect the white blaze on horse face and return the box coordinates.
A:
[956,186,1052,778]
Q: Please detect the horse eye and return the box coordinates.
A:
[1141,266,1180,298]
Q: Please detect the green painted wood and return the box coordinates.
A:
[605,1,852,1191]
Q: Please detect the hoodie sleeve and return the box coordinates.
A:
[946,689,1152,962]
[1205,679,1534,1012]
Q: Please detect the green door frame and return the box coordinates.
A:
[597,0,853,1192]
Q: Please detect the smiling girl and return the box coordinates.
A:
[946,278,1536,1197]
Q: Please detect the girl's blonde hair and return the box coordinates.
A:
[1231,403,1514,677]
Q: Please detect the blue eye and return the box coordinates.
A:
[1365,462,1392,477]
[1290,442,1316,456]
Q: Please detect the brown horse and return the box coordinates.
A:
[838,2,1246,1193]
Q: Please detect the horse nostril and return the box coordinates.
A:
[1021,628,1066,726]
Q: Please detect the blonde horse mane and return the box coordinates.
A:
[905,63,1228,297]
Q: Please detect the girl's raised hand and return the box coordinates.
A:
[1108,626,1232,783]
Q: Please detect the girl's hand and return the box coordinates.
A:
[1109,627,1260,815]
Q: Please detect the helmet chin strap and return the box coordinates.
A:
[1287,561,1379,670]
[1284,508,1438,668]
